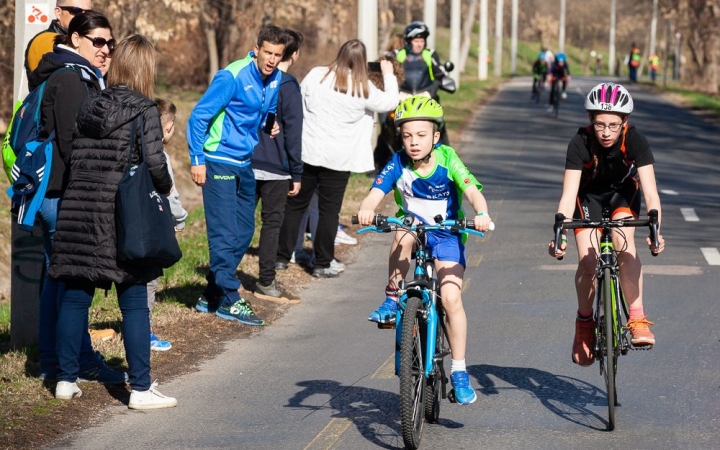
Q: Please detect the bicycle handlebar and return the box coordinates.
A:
[552,209,660,259]
[351,214,495,237]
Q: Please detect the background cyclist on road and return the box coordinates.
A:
[357,96,492,405]
[548,82,665,367]
[532,51,548,99]
[396,21,452,143]
[547,52,571,111]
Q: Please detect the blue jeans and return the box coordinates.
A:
[202,161,256,306]
[37,197,94,374]
[57,281,151,391]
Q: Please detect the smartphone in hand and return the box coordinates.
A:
[263,112,276,134]
[367,61,382,73]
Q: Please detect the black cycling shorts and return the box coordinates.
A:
[574,180,641,225]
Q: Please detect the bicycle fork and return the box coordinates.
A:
[394,288,438,378]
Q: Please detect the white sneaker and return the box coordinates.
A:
[561,91,567,99]
[330,259,346,272]
[128,381,177,410]
[335,226,357,245]
[55,381,82,400]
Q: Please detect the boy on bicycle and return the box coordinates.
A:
[548,82,665,367]
[357,96,492,405]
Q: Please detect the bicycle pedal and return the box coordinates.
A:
[447,389,457,403]
[377,322,395,330]
[630,343,653,351]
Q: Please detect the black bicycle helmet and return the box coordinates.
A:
[404,21,430,43]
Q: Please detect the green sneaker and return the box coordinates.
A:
[215,298,265,326]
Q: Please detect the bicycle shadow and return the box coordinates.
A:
[470,364,610,431]
[286,379,463,449]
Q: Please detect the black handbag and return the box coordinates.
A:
[115,116,182,268]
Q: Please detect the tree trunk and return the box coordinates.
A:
[678,0,720,93]
[459,0,479,72]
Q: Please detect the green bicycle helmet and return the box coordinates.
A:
[394,96,444,126]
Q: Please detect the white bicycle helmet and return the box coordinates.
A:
[585,82,634,114]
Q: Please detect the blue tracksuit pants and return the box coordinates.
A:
[202,160,256,306]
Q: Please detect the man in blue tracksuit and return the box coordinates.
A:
[187,25,288,326]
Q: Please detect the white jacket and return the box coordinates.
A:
[300,66,399,173]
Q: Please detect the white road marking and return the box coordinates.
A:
[680,208,700,222]
[661,189,679,195]
[701,248,720,266]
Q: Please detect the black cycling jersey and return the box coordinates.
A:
[565,125,654,195]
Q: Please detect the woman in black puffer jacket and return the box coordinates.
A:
[50,35,177,409]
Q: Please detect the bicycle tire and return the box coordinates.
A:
[424,302,446,423]
[553,83,560,118]
[400,296,426,449]
[602,267,617,431]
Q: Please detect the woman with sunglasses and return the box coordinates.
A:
[50,35,177,410]
[28,11,126,386]
[548,82,665,367]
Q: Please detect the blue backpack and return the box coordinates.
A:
[4,66,77,230]
[2,66,76,184]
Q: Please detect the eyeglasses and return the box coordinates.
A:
[83,35,116,54]
[58,6,90,15]
[592,122,623,132]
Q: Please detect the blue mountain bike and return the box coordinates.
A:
[353,214,489,449]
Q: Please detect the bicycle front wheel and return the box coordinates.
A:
[601,267,617,431]
[400,296,426,449]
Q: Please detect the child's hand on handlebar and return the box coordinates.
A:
[548,237,567,258]
[357,210,376,226]
[647,233,665,254]
[474,215,493,232]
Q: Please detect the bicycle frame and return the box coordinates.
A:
[394,238,443,379]
[356,215,486,379]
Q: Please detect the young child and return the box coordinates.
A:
[147,98,189,351]
[357,96,492,406]
[549,82,665,366]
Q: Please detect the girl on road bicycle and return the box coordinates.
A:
[357,96,493,405]
[548,82,665,367]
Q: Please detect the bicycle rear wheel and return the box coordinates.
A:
[601,267,617,431]
[400,296,426,449]
[552,83,560,118]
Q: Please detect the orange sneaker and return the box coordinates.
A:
[572,318,595,366]
[626,316,655,346]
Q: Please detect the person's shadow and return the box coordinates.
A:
[286,379,463,449]
[470,364,610,430]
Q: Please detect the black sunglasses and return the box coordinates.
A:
[83,35,116,54]
[58,6,91,15]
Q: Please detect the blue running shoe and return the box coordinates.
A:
[450,371,477,405]
[150,332,172,351]
[368,297,398,324]
[195,294,219,313]
[216,298,265,326]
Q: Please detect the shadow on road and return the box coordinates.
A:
[286,379,464,449]
[470,364,611,431]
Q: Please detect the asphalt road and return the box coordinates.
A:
[48,77,720,449]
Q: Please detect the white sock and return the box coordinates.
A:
[451,359,466,374]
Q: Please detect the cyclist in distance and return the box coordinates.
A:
[357,96,493,405]
[532,52,548,99]
[396,21,452,143]
[548,82,665,367]
[547,52,571,111]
